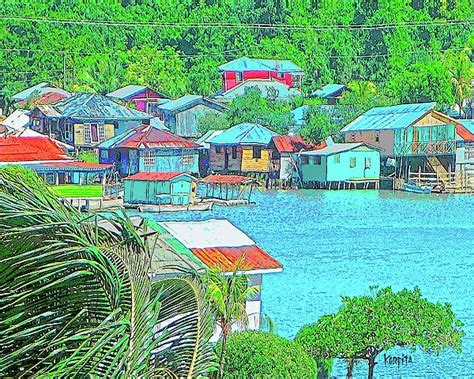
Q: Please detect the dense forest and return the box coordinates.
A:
[0,0,472,111]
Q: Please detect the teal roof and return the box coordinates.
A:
[459,120,474,134]
[209,123,278,146]
[50,93,152,121]
[218,57,303,73]
[157,95,203,112]
[341,102,436,133]
[313,84,346,99]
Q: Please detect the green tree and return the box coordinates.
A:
[445,48,474,117]
[77,150,99,164]
[73,58,126,94]
[297,287,464,379]
[301,108,340,144]
[203,264,259,378]
[0,169,217,377]
[197,112,231,135]
[219,331,317,379]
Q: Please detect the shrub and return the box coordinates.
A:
[77,150,99,163]
[220,331,317,378]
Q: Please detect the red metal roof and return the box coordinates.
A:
[456,124,474,142]
[191,246,282,272]
[126,171,193,181]
[272,135,314,153]
[17,92,69,107]
[44,161,113,169]
[0,137,68,162]
[118,125,200,149]
[201,174,255,185]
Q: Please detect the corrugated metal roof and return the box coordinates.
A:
[341,102,436,133]
[459,120,474,134]
[300,142,367,156]
[107,85,147,99]
[43,161,113,170]
[157,95,203,112]
[45,93,152,120]
[11,82,49,101]
[218,57,303,73]
[272,135,312,153]
[159,219,255,249]
[209,123,278,146]
[126,172,193,182]
[191,246,282,272]
[201,174,256,185]
[196,129,225,149]
[456,120,474,141]
[0,109,30,130]
[105,124,199,149]
[0,137,69,162]
[312,84,346,99]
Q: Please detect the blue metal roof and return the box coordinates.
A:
[459,120,474,134]
[218,57,303,73]
[291,105,309,126]
[340,102,436,133]
[50,93,152,120]
[312,84,346,99]
[11,82,49,101]
[208,123,278,146]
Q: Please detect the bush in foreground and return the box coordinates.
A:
[220,331,317,378]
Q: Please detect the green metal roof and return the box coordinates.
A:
[341,102,436,133]
[208,123,278,146]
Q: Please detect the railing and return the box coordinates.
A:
[409,170,474,192]
[394,140,456,156]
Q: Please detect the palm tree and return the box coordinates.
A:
[203,263,259,378]
[0,169,217,377]
[446,48,473,118]
[73,60,125,95]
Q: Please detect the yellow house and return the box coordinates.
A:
[30,93,152,148]
[208,123,279,175]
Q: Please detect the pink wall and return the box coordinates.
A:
[223,71,301,91]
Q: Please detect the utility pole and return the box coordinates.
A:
[62,52,66,89]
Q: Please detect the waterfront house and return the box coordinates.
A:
[106,85,170,116]
[208,123,279,178]
[156,95,228,138]
[454,120,474,189]
[270,135,313,183]
[0,136,112,187]
[124,172,196,206]
[340,102,460,178]
[196,129,225,176]
[11,82,71,108]
[218,57,304,92]
[98,124,200,177]
[199,174,257,203]
[153,219,283,335]
[30,93,152,149]
[299,142,381,189]
[312,84,347,104]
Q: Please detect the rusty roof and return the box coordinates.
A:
[201,174,256,185]
[0,137,68,163]
[126,172,194,182]
[272,135,313,153]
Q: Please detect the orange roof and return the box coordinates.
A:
[272,135,314,153]
[201,174,256,185]
[456,123,474,142]
[126,172,193,181]
[0,137,68,162]
[191,246,283,272]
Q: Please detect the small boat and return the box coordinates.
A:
[127,202,214,213]
[402,180,432,194]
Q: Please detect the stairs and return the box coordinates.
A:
[427,156,449,182]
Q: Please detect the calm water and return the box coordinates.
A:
[144,190,474,377]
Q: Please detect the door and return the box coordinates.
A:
[224,148,229,170]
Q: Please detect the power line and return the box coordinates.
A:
[0,15,471,31]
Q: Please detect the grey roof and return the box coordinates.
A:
[106,85,168,101]
[300,142,370,156]
[157,95,227,113]
[42,93,153,120]
[340,102,436,133]
[218,57,303,73]
[209,123,278,146]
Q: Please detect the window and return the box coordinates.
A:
[215,146,222,153]
[277,72,285,79]
[252,146,262,159]
[375,131,380,142]
[84,125,91,144]
[291,74,301,87]
[182,154,194,165]
[84,123,103,144]
[64,123,73,142]
[100,149,108,160]
[232,146,238,159]
[365,157,371,169]
[90,123,99,143]
[143,150,156,166]
[350,157,357,168]
[300,156,308,165]
[236,72,243,82]
[311,156,321,165]
[334,154,341,164]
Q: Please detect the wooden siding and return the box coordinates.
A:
[174,104,221,137]
[413,111,447,126]
[241,147,272,173]
[209,145,243,172]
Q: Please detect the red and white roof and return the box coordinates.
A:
[159,219,282,274]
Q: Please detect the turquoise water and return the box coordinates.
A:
[145,190,474,377]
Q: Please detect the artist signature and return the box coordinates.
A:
[384,354,413,368]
